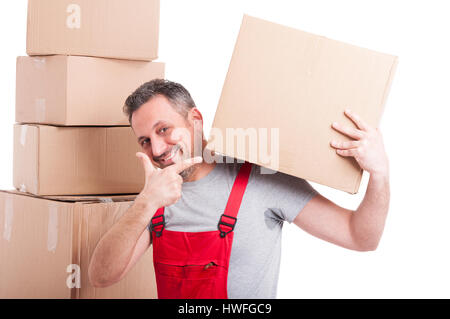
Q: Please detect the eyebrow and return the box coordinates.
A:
[137,120,166,143]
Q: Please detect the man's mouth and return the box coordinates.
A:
[160,146,181,165]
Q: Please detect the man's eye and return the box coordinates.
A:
[141,138,150,146]
[159,127,168,133]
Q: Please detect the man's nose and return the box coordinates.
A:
[151,138,170,158]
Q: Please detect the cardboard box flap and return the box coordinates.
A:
[1,190,137,204]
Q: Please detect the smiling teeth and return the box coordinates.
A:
[162,149,177,162]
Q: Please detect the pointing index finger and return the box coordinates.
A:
[173,156,203,174]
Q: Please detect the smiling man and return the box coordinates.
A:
[88,79,390,299]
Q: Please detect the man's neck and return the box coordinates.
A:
[184,160,216,183]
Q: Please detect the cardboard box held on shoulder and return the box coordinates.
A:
[13,124,144,196]
[0,190,156,299]
[207,15,398,193]
[16,55,165,126]
[26,0,160,61]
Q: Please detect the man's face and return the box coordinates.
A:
[131,95,197,171]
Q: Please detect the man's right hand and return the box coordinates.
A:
[135,152,203,209]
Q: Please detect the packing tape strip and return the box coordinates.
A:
[20,125,27,146]
[34,177,38,195]
[35,98,46,123]
[3,195,13,241]
[33,57,46,69]
[19,184,27,193]
[47,203,58,253]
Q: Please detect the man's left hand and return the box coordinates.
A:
[330,109,389,177]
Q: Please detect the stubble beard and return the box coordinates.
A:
[176,143,199,182]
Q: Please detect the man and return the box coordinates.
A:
[88,79,390,298]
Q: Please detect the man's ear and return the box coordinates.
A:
[188,107,203,125]
[189,108,205,157]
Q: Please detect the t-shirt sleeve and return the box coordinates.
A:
[251,164,319,224]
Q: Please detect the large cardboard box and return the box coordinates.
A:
[16,56,165,126]
[26,0,160,61]
[208,15,398,193]
[0,190,156,299]
[13,124,144,196]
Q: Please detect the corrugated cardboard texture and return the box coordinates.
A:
[16,56,165,126]
[13,124,145,195]
[26,0,160,61]
[208,15,398,193]
[0,191,156,299]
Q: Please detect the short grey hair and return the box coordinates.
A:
[123,79,196,124]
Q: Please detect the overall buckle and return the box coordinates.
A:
[218,213,237,238]
[150,214,165,237]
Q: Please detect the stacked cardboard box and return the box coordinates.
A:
[1,0,163,298]
[207,15,398,194]
[0,191,157,298]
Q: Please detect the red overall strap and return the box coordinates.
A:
[150,207,165,237]
[151,161,253,238]
[218,161,252,237]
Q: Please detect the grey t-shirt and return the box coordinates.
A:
[148,157,318,299]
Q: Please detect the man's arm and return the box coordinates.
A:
[294,172,389,251]
[294,109,390,251]
[88,153,203,287]
[88,200,156,287]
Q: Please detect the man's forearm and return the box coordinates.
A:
[88,200,156,286]
[350,172,390,251]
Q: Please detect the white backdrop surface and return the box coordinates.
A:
[0,0,449,298]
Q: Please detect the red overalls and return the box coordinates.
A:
[150,161,252,299]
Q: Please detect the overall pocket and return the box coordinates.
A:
[155,261,227,299]
[155,261,220,279]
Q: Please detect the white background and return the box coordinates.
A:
[1,0,450,298]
